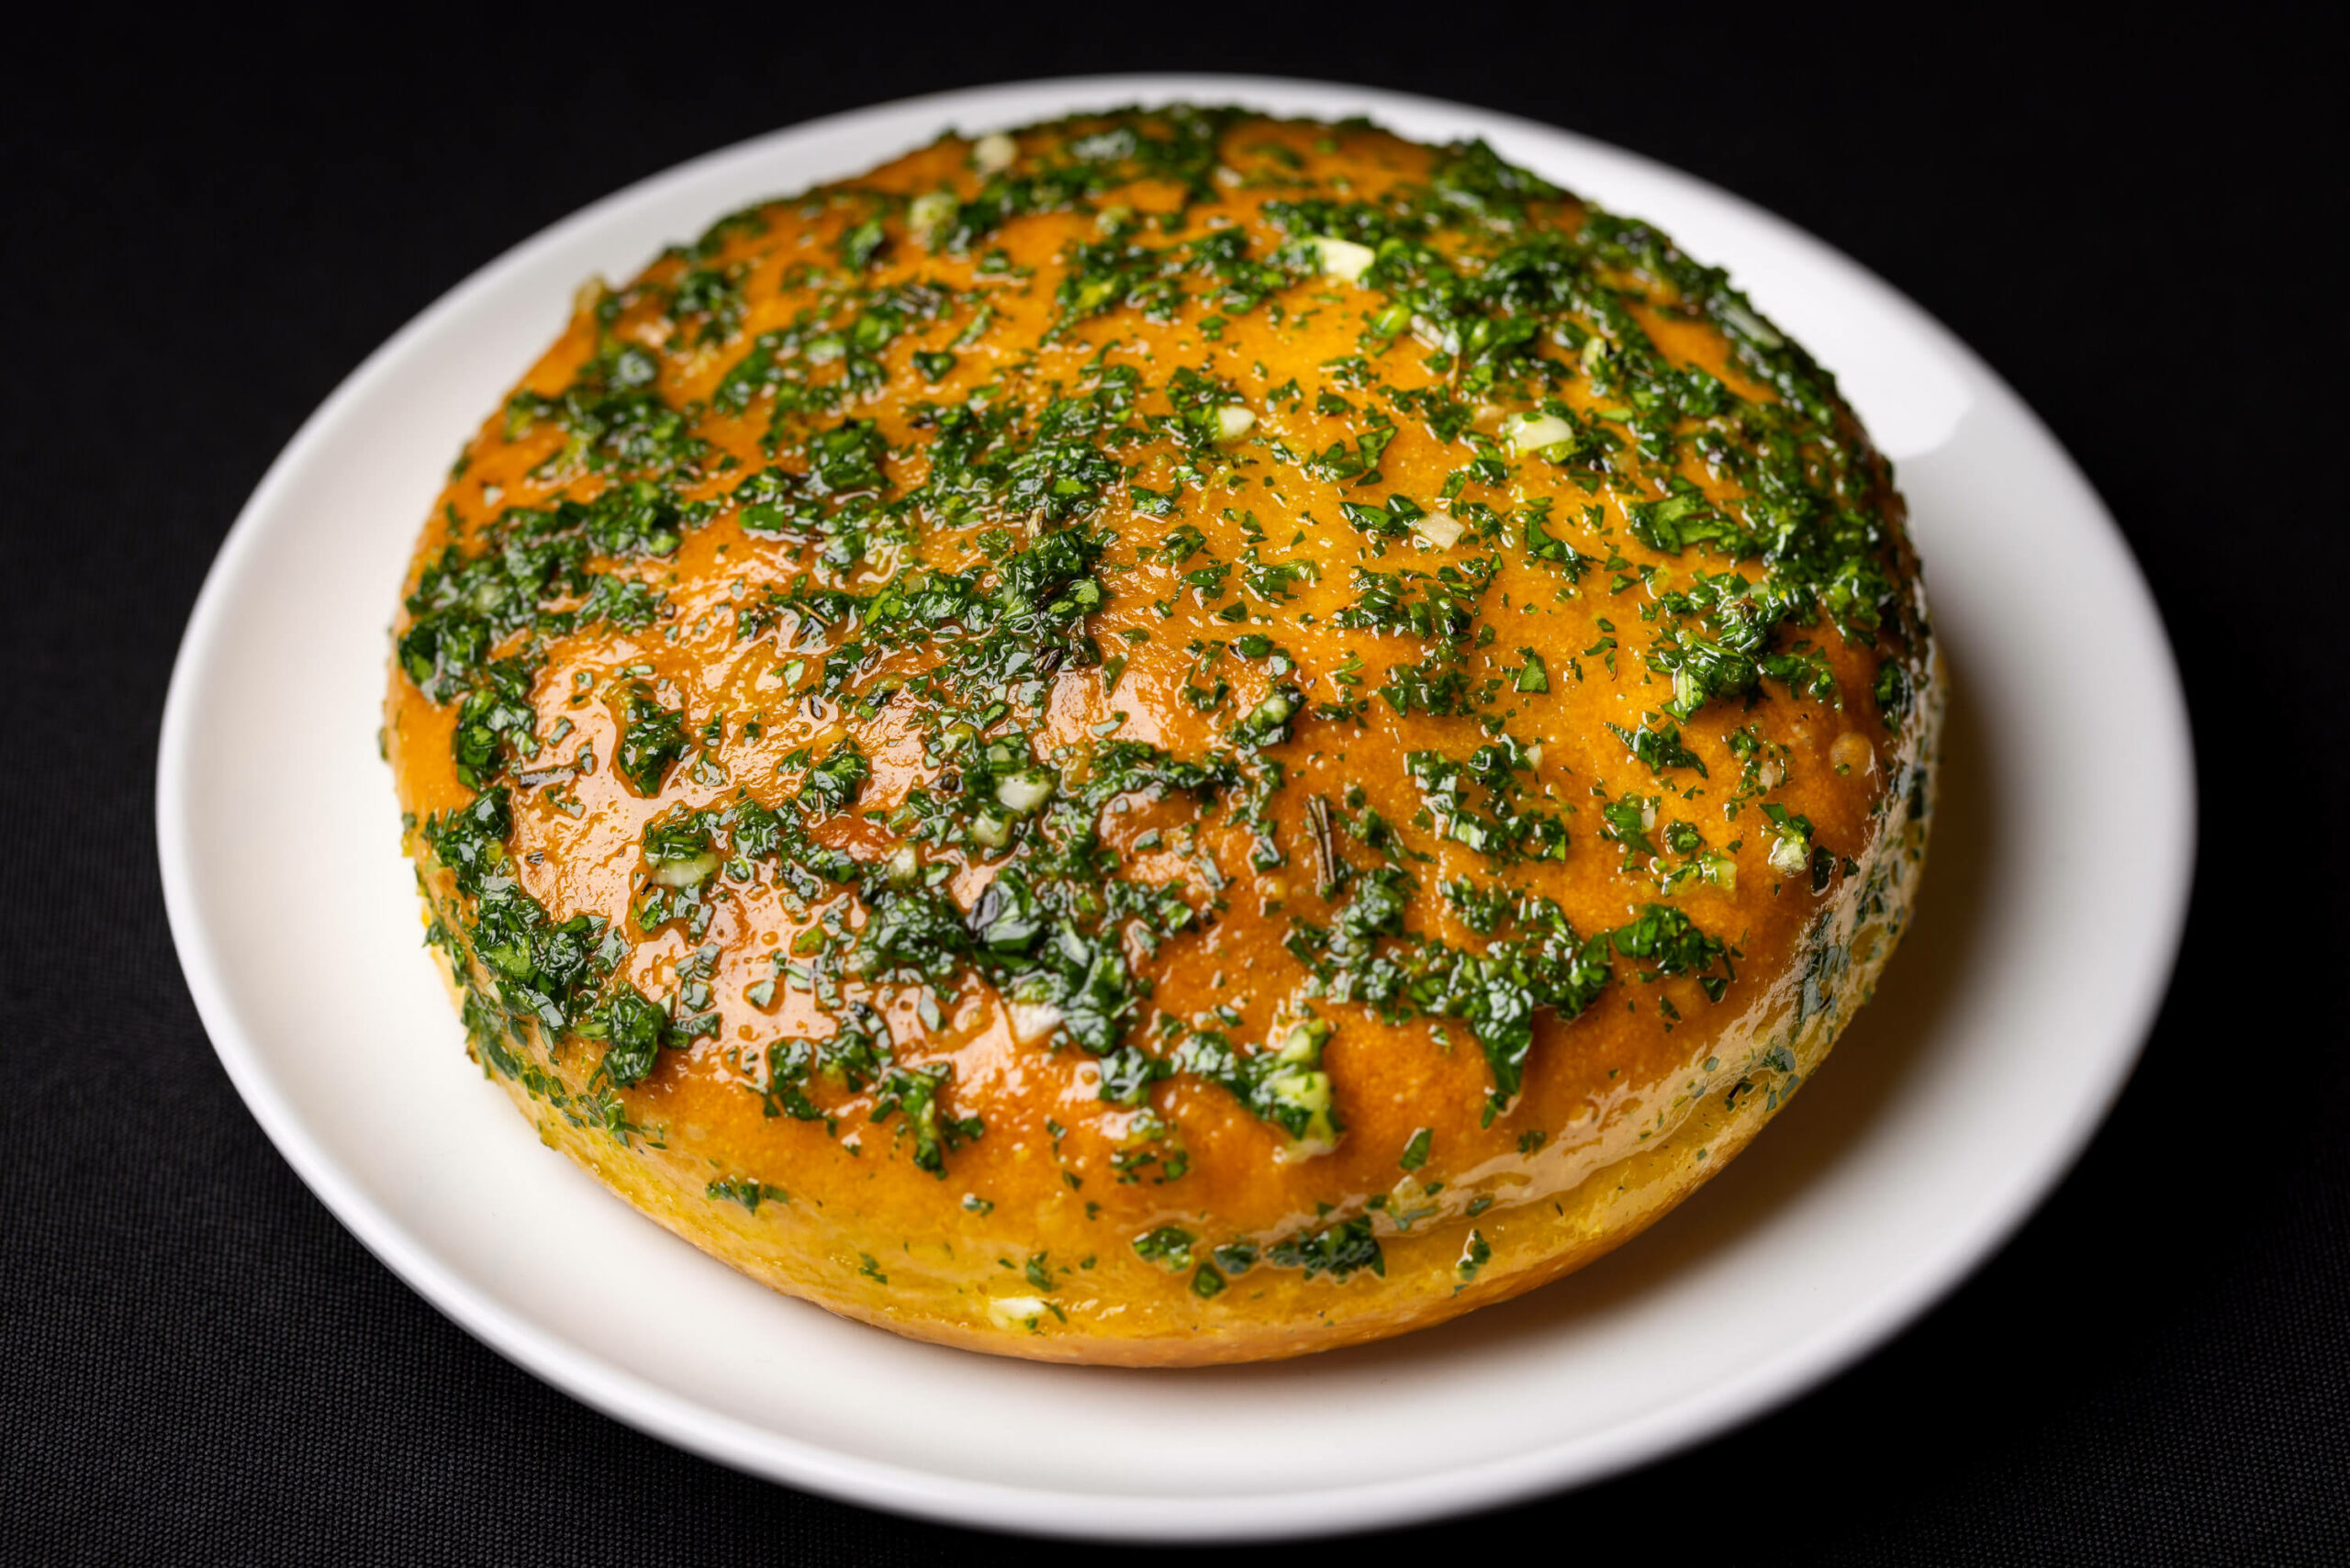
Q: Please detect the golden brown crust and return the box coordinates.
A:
[386,110,1938,1364]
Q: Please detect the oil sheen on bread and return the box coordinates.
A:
[385,108,1938,1365]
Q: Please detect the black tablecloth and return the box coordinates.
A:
[6,12,2343,1562]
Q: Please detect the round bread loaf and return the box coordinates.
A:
[386,108,1938,1365]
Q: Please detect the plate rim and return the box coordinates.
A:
[156,71,2197,1541]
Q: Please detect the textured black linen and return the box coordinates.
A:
[3,10,2343,1562]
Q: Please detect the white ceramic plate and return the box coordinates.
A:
[157,74,2194,1541]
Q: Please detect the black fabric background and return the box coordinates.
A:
[4,8,2343,1562]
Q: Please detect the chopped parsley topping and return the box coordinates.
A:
[392,106,1925,1252]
